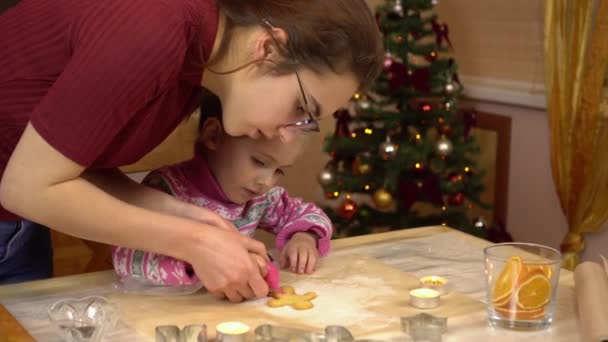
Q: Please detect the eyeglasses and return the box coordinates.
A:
[261,19,320,133]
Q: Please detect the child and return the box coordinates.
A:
[112,90,332,287]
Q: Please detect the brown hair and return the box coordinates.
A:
[199,87,223,130]
[211,0,384,90]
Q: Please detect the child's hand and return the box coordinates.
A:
[280,232,319,274]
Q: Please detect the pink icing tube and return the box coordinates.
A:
[265,262,281,292]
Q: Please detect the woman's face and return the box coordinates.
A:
[221,68,358,142]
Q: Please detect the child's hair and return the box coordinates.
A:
[199,87,223,131]
[194,88,223,156]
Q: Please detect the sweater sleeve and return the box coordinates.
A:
[258,187,332,256]
[111,169,198,285]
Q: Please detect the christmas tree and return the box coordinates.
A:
[318,0,490,239]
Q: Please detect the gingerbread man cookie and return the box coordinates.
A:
[267,286,317,310]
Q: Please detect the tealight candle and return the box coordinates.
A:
[420,275,449,295]
[216,322,250,342]
[409,288,441,309]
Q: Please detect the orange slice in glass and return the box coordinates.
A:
[492,256,522,305]
[516,273,551,310]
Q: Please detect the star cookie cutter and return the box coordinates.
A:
[155,324,207,342]
[401,313,447,342]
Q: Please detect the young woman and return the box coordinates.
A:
[0,0,383,302]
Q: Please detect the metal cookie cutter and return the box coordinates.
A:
[401,313,447,342]
[155,324,208,342]
[255,324,355,342]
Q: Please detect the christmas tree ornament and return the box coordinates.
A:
[393,0,404,17]
[339,197,359,220]
[386,61,407,93]
[431,18,453,49]
[435,135,453,156]
[379,136,399,160]
[411,68,431,93]
[325,191,340,200]
[352,155,372,175]
[473,217,488,230]
[398,171,443,211]
[373,189,394,209]
[383,53,394,70]
[448,172,462,182]
[333,109,351,138]
[438,124,453,137]
[318,168,335,186]
[447,192,465,205]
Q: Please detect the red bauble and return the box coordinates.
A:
[386,61,408,93]
[439,124,453,137]
[447,192,465,206]
[339,198,359,220]
[448,172,462,183]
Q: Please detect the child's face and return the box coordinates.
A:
[205,123,303,204]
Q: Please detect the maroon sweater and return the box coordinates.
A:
[0,0,218,220]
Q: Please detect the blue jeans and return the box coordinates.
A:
[0,220,53,284]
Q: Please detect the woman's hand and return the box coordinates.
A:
[279,232,319,274]
[187,226,270,302]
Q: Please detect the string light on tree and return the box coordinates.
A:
[379,136,399,160]
[436,135,453,156]
[357,97,371,111]
[473,217,488,230]
[325,191,340,199]
[444,101,454,111]
[318,168,335,186]
[393,0,403,16]
[445,81,455,94]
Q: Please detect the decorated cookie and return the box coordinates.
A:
[267,286,317,310]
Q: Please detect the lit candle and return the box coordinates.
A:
[216,322,250,342]
[409,288,441,309]
[420,275,449,295]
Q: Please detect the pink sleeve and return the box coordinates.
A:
[111,246,199,286]
[111,170,197,285]
[259,187,333,256]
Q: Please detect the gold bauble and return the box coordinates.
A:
[373,189,394,209]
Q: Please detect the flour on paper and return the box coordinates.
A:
[243,273,397,330]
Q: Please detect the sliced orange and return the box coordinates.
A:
[520,264,552,283]
[495,306,546,320]
[492,256,522,305]
[516,273,551,310]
